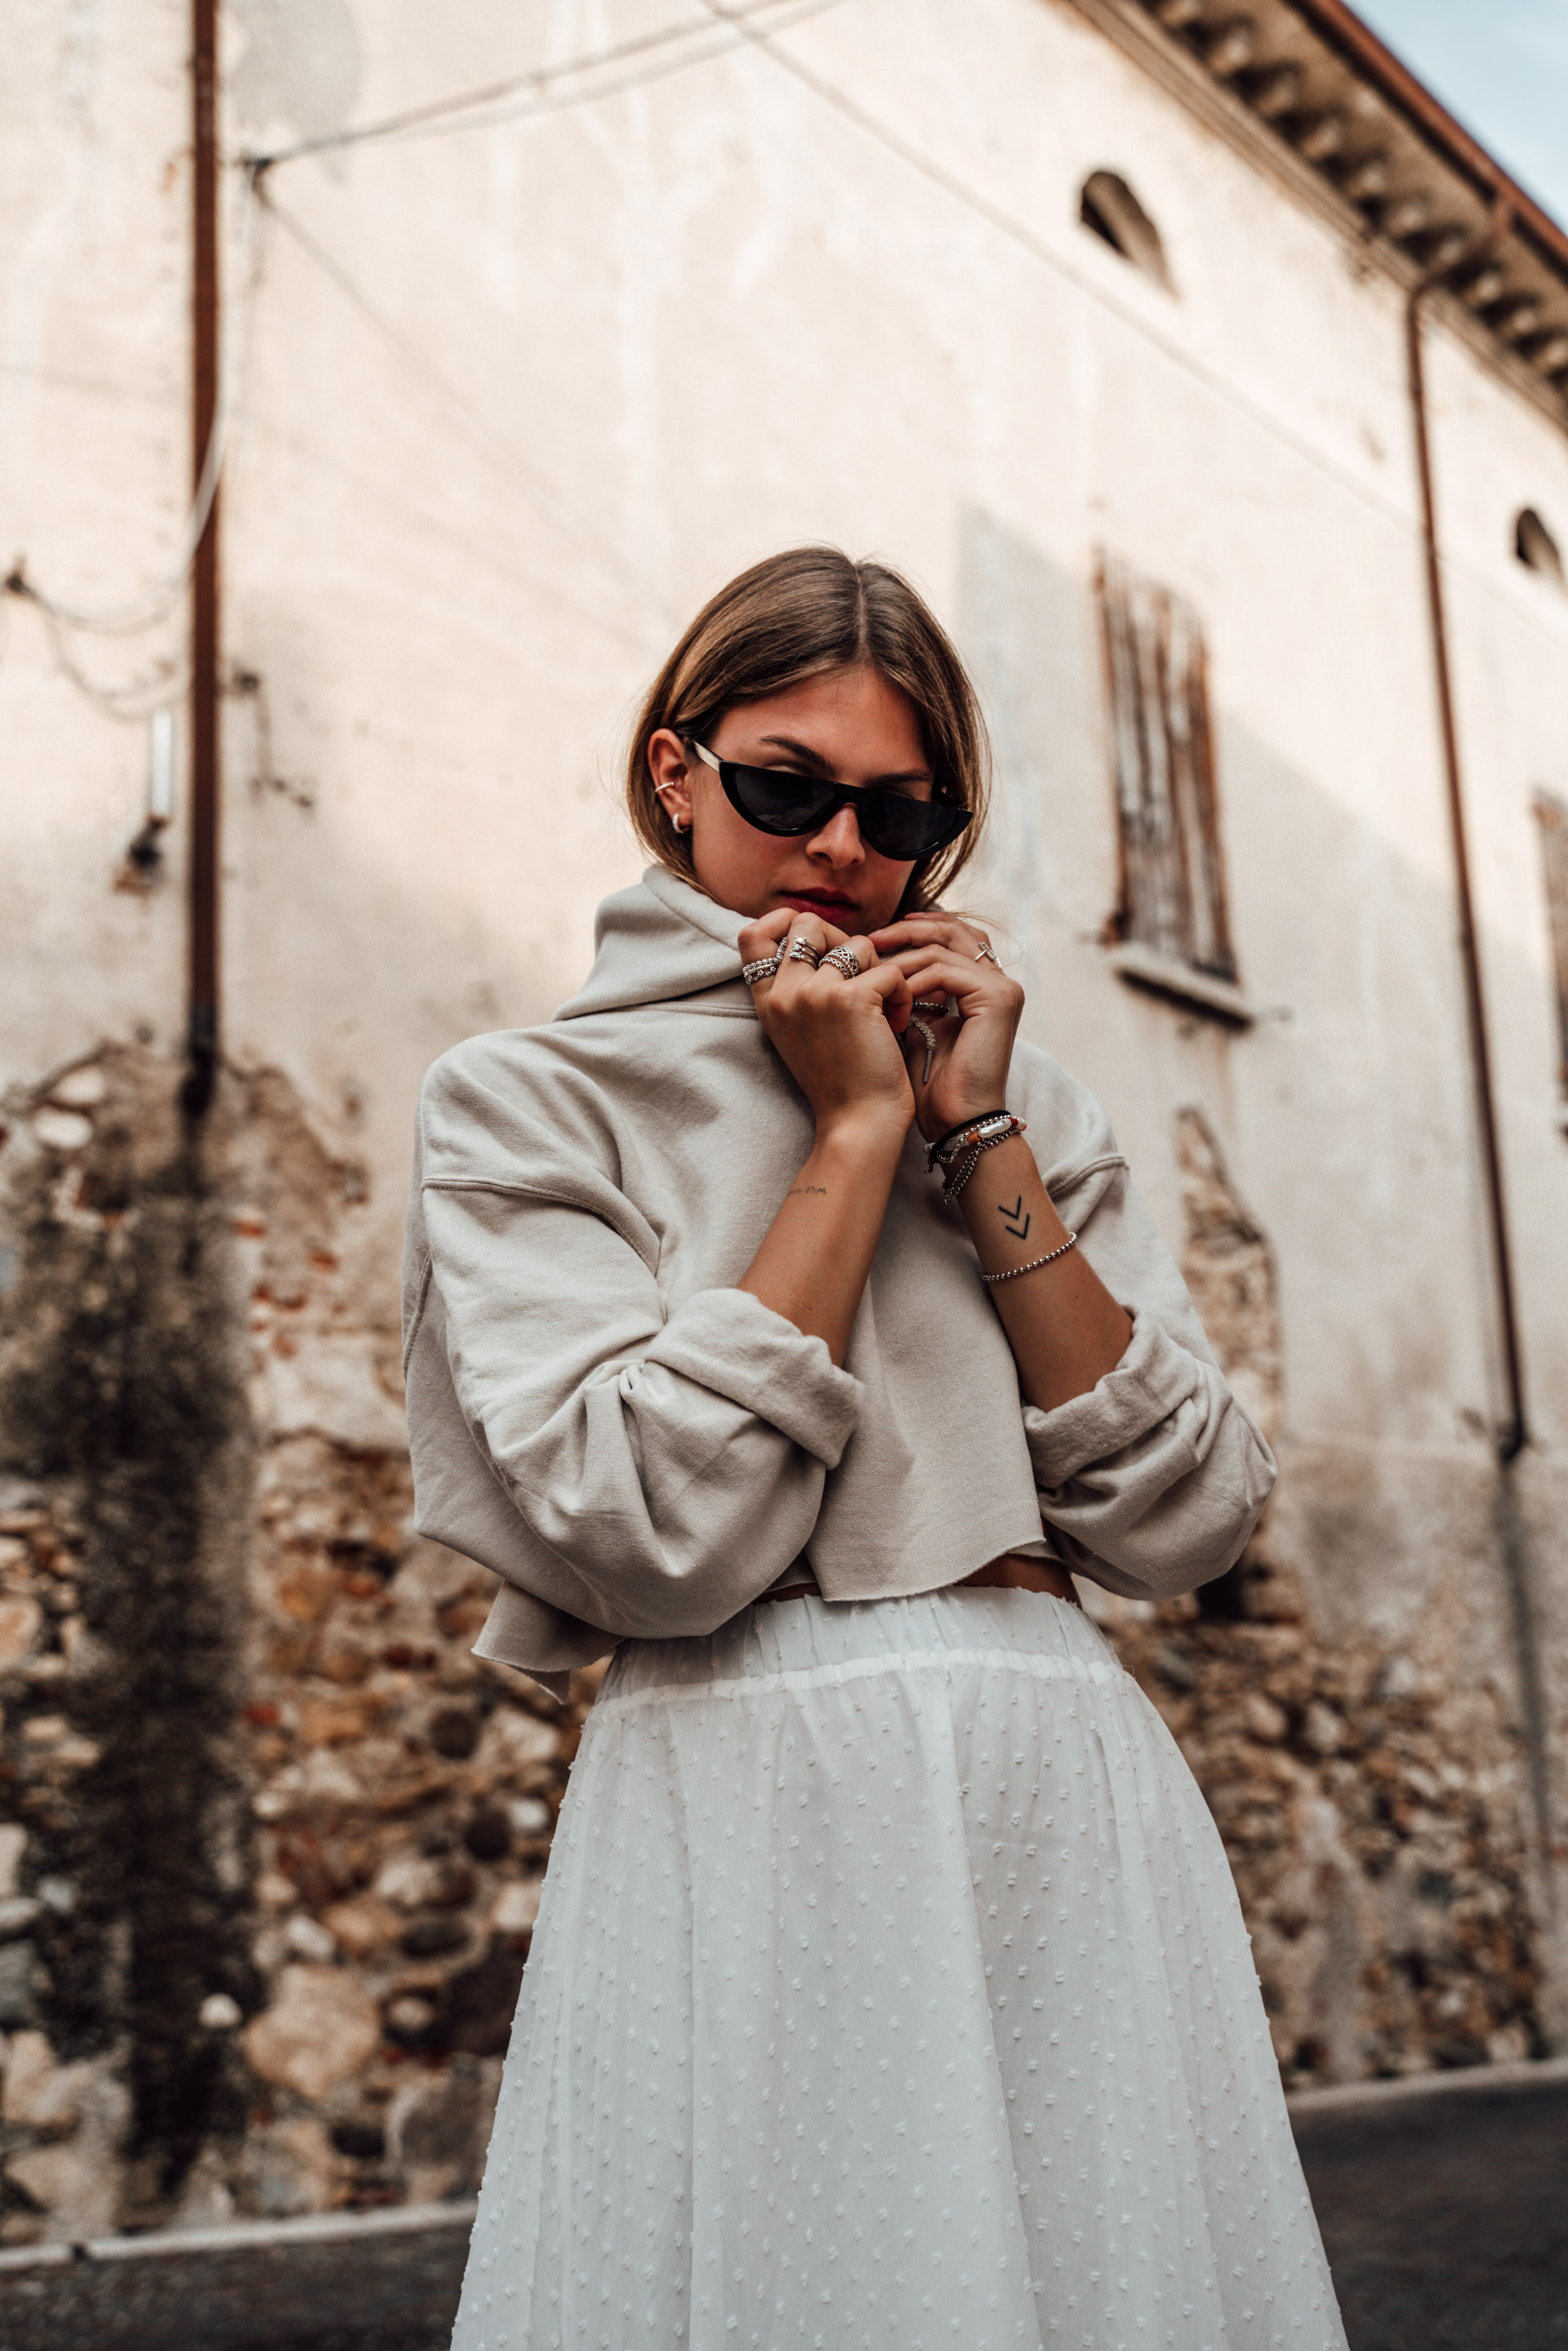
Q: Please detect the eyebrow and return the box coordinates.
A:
[754,732,934,787]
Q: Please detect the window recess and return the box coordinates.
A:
[1095,552,1252,1025]
[1516,507,1565,587]
[1533,791,1568,1128]
[1079,171,1174,292]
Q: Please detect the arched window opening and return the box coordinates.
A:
[1079,171,1173,292]
[1516,506,1565,585]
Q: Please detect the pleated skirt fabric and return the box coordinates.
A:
[451,1589,1347,2351]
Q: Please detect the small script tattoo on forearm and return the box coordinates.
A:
[997,1196,1031,1240]
[788,1185,829,1199]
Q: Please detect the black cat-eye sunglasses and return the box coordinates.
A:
[684,738,971,863]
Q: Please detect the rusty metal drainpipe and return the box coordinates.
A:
[1405,208,1527,1466]
[184,0,221,1120]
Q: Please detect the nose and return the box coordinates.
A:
[808,803,865,866]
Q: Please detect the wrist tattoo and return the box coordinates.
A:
[788,1185,828,1199]
[997,1196,1031,1240]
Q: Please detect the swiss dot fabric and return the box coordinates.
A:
[452,1590,1347,2350]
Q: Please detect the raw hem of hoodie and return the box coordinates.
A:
[467,1520,1074,1681]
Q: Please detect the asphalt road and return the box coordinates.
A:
[0,2070,1562,2350]
[1292,2069,1568,2350]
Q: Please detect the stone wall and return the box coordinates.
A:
[1084,1583,1544,2085]
[0,1047,593,2243]
[1081,1108,1548,2085]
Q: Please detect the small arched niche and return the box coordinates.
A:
[1079,170,1174,292]
[1516,506,1565,586]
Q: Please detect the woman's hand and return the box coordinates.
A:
[868,912,1023,1141]
[734,910,915,1363]
[739,908,916,1145]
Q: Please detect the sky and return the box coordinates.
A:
[1352,0,1568,231]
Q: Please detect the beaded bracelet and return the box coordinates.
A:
[981,1231,1079,1283]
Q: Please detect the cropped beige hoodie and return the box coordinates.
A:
[403,869,1275,1694]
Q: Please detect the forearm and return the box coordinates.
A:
[955,1134,1131,1411]
[737,1116,906,1365]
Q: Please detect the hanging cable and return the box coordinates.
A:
[6,163,267,639]
[34,605,189,724]
[7,0,848,671]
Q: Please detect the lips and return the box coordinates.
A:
[780,892,858,920]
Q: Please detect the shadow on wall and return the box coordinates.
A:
[957,503,1565,2080]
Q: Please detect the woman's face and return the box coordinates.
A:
[645,666,929,931]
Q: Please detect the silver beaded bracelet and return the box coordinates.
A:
[981,1231,1079,1283]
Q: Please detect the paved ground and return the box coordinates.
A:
[0,2069,1563,2349]
[1293,2067,1568,2350]
[0,2208,472,2351]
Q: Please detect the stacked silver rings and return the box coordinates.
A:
[740,937,863,985]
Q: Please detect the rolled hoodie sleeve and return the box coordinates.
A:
[414,1164,864,1643]
[1018,1138,1277,1602]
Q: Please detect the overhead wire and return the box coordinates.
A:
[688,6,1538,670]
[8,0,850,695]
[16,0,1561,715]
[261,185,672,632]
[693,1,1445,545]
[247,0,851,168]
[695,0,1568,657]
[252,0,853,631]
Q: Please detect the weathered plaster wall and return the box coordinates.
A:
[2,0,1566,2241]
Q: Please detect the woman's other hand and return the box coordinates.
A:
[739,907,915,1145]
[869,913,1023,1140]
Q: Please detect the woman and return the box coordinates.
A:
[407,547,1347,2349]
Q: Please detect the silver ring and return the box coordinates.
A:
[822,945,862,979]
[787,936,822,968]
[741,953,782,985]
[974,942,1000,965]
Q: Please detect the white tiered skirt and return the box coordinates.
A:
[452,1589,1347,2351]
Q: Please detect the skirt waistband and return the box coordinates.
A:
[756,1552,1079,1606]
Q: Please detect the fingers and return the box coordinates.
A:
[869,912,999,964]
[885,944,1020,1017]
[741,910,848,998]
[858,955,912,1031]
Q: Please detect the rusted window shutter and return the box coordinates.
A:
[1534,792,1568,1093]
[1097,553,1236,982]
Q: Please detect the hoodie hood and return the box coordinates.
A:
[555,867,749,1022]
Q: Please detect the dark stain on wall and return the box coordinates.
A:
[0,1051,258,2221]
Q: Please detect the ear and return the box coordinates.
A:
[647,728,696,834]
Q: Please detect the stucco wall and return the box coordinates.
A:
[2,0,1565,2238]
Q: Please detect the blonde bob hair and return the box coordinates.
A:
[625,546,990,911]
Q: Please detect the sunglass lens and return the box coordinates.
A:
[862,795,967,859]
[725,764,839,835]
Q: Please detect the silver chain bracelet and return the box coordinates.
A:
[981,1231,1079,1283]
